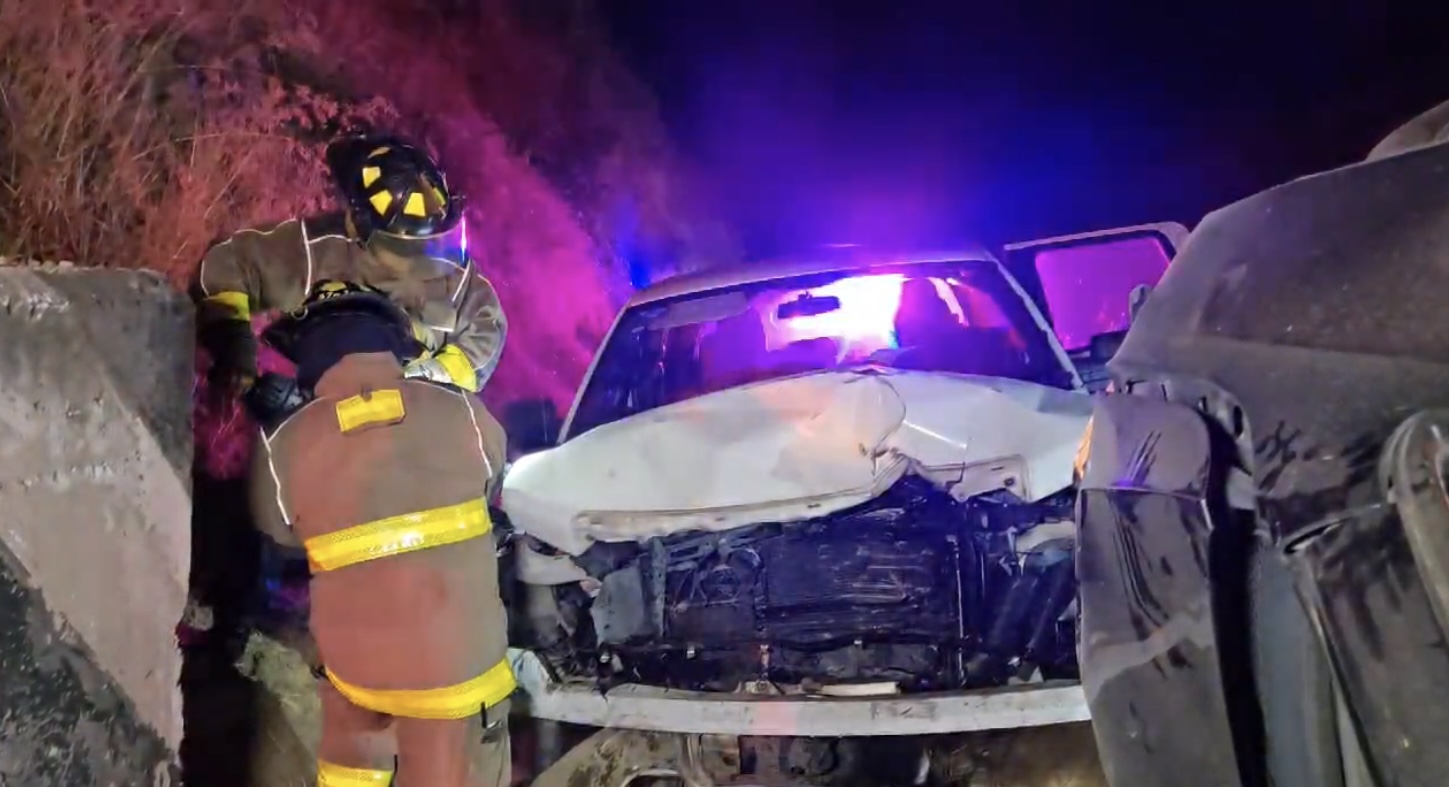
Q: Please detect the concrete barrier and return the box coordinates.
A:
[0,263,191,784]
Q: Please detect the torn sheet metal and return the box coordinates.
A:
[502,368,1092,554]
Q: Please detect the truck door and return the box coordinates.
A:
[1001,222,1189,391]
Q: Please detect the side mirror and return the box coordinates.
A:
[1089,330,1128,363]
[1128,283,1152,325]
[1080,285,1147,366]
[1070,330,1129,393]
[1055,253,1160,393]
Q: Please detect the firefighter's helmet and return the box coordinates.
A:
[326,133,462,242]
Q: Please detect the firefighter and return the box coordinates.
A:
[195,132,506,398]
[192,133,514,784]
[247,286,514,786]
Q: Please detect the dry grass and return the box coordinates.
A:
[0,0,735,419]
[0,0,385,281]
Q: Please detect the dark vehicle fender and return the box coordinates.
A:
[1077,393,1253,787]
[1101,138,1449,787]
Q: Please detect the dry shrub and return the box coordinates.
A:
[0,0,393,282]
[0,0,737,452]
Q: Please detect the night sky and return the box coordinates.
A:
[599,0,1449,258]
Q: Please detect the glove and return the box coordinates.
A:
[404,344,480,391]
[243,373,308,428]
[403,356,455,386]
[200,319,258,399]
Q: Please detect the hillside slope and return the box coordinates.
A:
[0,0,736,413]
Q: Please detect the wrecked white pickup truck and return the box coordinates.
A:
[501,225,1186,786]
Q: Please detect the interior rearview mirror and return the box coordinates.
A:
[777,294,842,320]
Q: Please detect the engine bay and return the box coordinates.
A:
[512,477,1080,694]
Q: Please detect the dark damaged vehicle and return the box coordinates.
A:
[499,229,1182,785]
[1076,99,1449,787]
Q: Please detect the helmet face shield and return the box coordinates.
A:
[366,222,469,277]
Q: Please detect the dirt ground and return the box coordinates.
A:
[180,631,541,786]
[180,639,315,786]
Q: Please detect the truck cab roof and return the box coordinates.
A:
[627,245,998,307]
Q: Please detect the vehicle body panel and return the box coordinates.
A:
[1077,394,1245,787]
[504,368,1092,554]
[1088,139,1449,785]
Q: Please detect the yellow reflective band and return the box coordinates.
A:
[433,345,479,392]
[335,389,406,433]
[361,165,381,188]
[304,499,492,573]
[204,291,250,321]
[317,760,393,786]
[369,190,393,215]
[402,190,427,217]
[326,658,516,720]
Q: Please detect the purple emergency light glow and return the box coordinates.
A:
[773,273,906,352]
[1032,236,1172,349]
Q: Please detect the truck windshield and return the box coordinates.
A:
[568,260,1074,439]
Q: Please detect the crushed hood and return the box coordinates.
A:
[501,369,1093,555]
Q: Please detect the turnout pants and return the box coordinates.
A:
[316,679,511,787]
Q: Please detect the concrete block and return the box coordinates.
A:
[0,264,192,779]
[0,540,180,784]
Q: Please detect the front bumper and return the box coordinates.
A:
[508,648,1089,736]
